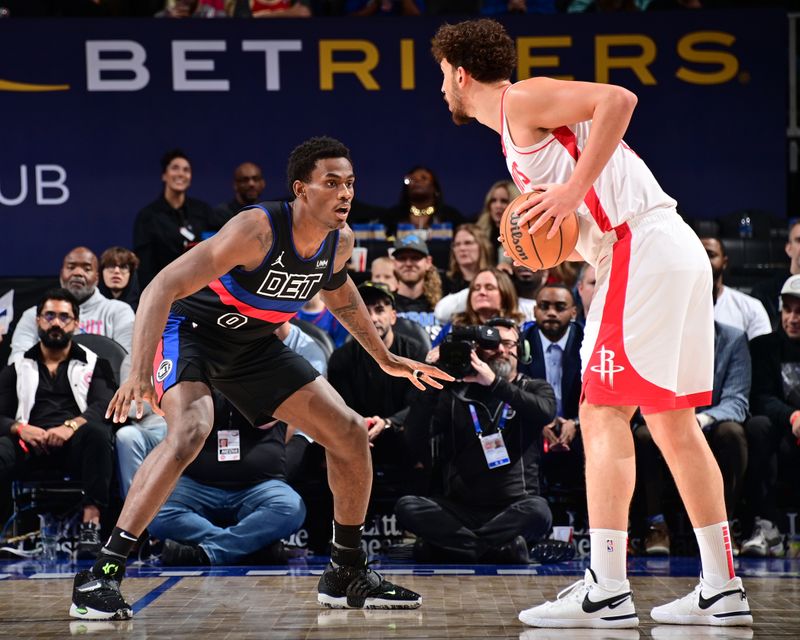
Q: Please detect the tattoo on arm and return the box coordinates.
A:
[324,279,389,361]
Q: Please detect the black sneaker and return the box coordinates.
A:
[483,535,531,564]
[160,539,210,566]
[76,522,102,560]
[69,570,133,620]
[317,555,422,609]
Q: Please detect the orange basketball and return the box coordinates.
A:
[498,191,580,270]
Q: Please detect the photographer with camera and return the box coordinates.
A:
[396,318,556,563]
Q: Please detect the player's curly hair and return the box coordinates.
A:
[286,136,352,194]
[431,19,515,83]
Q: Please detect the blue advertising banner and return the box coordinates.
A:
[0,10,787,276]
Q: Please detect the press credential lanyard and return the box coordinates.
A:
[469,403,511,469]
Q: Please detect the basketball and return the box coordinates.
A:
[498,191,580,270]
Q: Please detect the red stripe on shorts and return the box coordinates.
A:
[208,278,296,324]
[581,222,712,412]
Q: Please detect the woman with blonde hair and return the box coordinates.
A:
[475,180,520,264]
[444,224,492,295]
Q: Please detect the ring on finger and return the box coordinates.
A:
[412,369,424,380]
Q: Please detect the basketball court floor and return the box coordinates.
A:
[0,555,797,639]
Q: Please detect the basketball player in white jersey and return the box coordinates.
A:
[432,20,751,628]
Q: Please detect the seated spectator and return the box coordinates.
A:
[327,282,428,495]
[634,311,750,555]
[393,235,443,342]
[370,256,398,292]
[345,0,423,15]
[8,247,135,363]
[575,262,596,325]
[213,161,266,225]
[397,319,555,563]
[742,274,800,556]
[297,293,349,348]
[148,391,305,565]
[0,289,117,558]
[751,219,800,327]
[433,268,524,344]
[155,0,228,17]
[474,180,519,266]
[512,264,547,323]
[702,236,771,340]
[133,149,217,288]
[386,166,463,238]
[249,0,311,17]
[520,284,585,497]
[98,246,141,311]
[442,224,491,295]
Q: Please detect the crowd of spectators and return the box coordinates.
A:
[0,0,783,18]
[1,147,798,566]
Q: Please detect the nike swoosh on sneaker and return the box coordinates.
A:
[582,592,631,613]
[384,590,396,595]
[698,589,746,610]
[78,582,102,593]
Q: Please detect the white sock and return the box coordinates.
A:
[694,521,735,588]
[589,528,628,589]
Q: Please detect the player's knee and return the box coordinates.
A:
[165,417,212,463]
[337,411,368,451]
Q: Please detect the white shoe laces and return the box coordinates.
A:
[554,577,590,603]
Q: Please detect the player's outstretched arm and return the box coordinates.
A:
[321,227,453,391]
[106,210,274,423]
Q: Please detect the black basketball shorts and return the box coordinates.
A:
[152,313,320,425]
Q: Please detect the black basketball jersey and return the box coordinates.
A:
[172,201,340,341]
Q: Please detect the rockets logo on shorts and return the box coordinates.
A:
[590,345,624,388]
[155,359,173,383]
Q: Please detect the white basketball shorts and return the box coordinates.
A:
[580,209,714,415]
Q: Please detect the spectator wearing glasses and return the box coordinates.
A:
[99,247,141,311]
[397,318,555,563]
[8,247,135,363]
[521,284,585,496]
[0,289,117,558]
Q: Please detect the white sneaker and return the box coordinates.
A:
[740,518,784,557]
[650,576,752,626]
[518,568,639,629]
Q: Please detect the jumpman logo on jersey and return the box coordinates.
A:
[590,345,624,388]
[272,251,285,268]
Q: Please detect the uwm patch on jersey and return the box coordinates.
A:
[257,269,324,300]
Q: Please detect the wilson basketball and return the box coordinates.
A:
[498,191,580,270]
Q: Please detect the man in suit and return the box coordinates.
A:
[520,284,584,494]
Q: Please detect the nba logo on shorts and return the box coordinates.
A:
[607,539,614,553]
[156,359,173,383]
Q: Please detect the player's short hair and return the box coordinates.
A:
[160,148,190,174]
[286,136,352,192]
[431,19,516,83]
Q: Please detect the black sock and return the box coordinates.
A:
[90,527,136,579]
[330,520,364,566]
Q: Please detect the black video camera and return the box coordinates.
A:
[438,325,501,379]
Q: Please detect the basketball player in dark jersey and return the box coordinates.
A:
[70,137,451,619]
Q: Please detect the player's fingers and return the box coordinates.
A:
[545,212,568,240]
[420,364,454,382]
[409,374,426,391]
[147,390,165,417]
[419,373,444,390]
[527,207,554,234]
[115,393,132,424]
[105,390,120,420]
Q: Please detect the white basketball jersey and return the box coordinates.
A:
[500,87,677,265]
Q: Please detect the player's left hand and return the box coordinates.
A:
[380,354,454,391]
[515,183,583,240]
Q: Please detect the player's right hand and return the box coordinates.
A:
[106,377,163,423]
